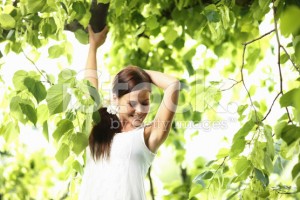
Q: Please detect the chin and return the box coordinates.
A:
[131,117,144,127]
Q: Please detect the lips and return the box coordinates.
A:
[131,114,143,119]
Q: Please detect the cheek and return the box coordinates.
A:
[125,104,135,114]
[143,106,150,114]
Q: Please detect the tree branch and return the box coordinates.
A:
[241,45,258,122]
[22,50,53,85]
[147,166,155,200]
[242,29,275,46]
[207,156,228,189]
[262,92,281,121]
[280,46,300,73]
[272,0,293,124]
[240,29,275,124]
[220,79,242,91]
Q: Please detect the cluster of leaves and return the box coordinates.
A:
[1,0,300,199]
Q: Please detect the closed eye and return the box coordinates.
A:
[129,100,149,107]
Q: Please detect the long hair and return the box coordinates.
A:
[89,66,152,160]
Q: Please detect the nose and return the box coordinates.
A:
[135,104,148,114]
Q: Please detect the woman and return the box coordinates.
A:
[79,25,180,200]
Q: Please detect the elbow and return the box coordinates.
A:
[172,80,181,92]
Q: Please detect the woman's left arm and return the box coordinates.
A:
[144,69,180,152]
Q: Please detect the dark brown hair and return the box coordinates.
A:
[89,66,152,160]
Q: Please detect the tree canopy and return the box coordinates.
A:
[1,0,300,199]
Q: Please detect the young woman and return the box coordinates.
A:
[78,26,180,200]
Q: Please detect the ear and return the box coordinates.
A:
[111,93,118,105]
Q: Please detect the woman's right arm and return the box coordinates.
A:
[85,25,108,90]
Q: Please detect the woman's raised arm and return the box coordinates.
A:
[85,25,108,90]
[144,69,180,152]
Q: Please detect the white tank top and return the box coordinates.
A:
[78,124,156,200]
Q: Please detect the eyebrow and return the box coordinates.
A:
[129,99,149,103]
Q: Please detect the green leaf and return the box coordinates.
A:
[192,111,201,123]
[204,5,220,23]
[280,53,289,64]
[292,163,300,179]
[55,143,70,165]
[216,148,229,159]
[46,84,71,115]
[237,105,248,116]
[264,125,274,160]
[79,10,91,28]
[37,104,49,124]
[163,27,178,45]
[297,176,300,192]
[230,139,246,158]
[264,154,273,175]
[254,168,269,187]
[0,121,19,143]
[48,44,64,59]
[72,2,86,19]
[26,0,46,13]
[13,70,28,90]
[230,120,255,157]
[24,77,47,103]
[189,184,203,199]
[0,13,16,30]
[173,37,185,49]
[58,69,77,84]
[274,121,287,139]
[43,121,49,141]
[92,110,101,124]
[98,0,110,4]
[281,125,300,146]
[279,88,300,108]
[53,119,74,142]
[75,29,88,44]
[184,60,195,76]
[146,16,159,30]
[72,160,83,175]
[71,133,88,155]
[10,96,29,123]
[41,18,57,37]
[235,156,251,177]
[194,171,213,182]
[280,6,300,37]
[19,103,37,125]
[273,156,283,175]
[258,0,271,11]
[138,37,151,53]
[294,35,300,64]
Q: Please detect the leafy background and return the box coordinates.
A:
[1,0,300,199]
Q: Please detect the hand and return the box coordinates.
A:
[88,25,109,50]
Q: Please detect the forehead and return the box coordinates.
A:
[121,89,150,101]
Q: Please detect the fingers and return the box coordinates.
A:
[102,26,109,34]
[88,25,94,35]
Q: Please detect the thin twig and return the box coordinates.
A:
[242,29,275,46]
[262,92,281,121]
[272,0,293,124]
[147,166,155,200]
[22,50,53,85]
[207,156,228,189]
[240,29,275,124]
[280,45,300,73]
[220,79,242,91]
[241,44,259,123]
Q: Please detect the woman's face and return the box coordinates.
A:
[117,89,151,127]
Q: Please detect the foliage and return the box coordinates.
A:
[1,0,300,199]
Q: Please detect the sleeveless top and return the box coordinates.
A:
[78,124,156,200]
